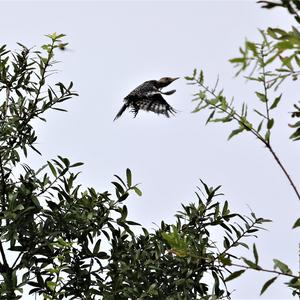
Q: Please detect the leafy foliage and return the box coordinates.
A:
[0,33,270,300]
[0,33,144,299]
[186,2,300,297]
[258,0,300,24]
[106,181,270,299]
[185,65,274,145]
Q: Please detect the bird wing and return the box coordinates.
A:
[135,94,176,117]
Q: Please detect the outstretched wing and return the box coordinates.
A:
[134,94,176,117]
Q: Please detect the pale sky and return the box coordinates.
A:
[1,1,299,299]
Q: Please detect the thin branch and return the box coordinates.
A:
[36,166,69,197]
[196,79,300,201]
[0,153,7,210]
[198,81,266,143]
[11,252,22,269]
[218,218,258,258]
[0,241,8,269]
[230,262,298,279]
[266,143,300,200]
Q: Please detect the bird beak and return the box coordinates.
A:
[170,77,179,82]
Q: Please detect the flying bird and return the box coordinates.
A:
[113,77,179,121]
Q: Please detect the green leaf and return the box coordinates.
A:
[246,41,257,55]
[276,41,294,50]
[12,270,17,288]
[112,181,125,194]
[199,70,204,84]
[255,92,267,102]
[243,258,261,269]
[270,94,282,110]
[206,110,216,124]
[228,127,244,140]
[93,239,101,254]
[229,57,245,64]
[273,259,292,274]
[47,161,57,177]
[225,270,245,282]
[70,162,84,168]
[222,200,229,216]
[257,120,264,133]
[265,130,271,143]
[132,186,142,196]
[267,27,287,38]
[267,118,274,129]
[126,168,132,187]
[46,281,56,291]
[253,244,259,265]
[295,55,300,68]
[260,276,277,295]
[292,218,300,228]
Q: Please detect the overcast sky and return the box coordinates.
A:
[1,1,299,299]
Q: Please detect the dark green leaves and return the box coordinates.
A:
[256,92,267,102]
[253,243,259,265]
[273,259,292,274]
[132,186,142,196]
[267,118,274,129]
[228,127,244,140]
[292,218,300,228]
[290,102,300,141]
[113,168,142,200]
[258,1,300,24]
[242,258,262,270]
[225,270,245,282]
[126,168,132,187]
[270,94,282,109]
[260,276,278,295]
[186,69,279,143]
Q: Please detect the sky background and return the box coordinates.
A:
[1,1,300,299]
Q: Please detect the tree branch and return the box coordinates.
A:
[195,79,300,201]
[230,262,298,279]
[266,143,300,200]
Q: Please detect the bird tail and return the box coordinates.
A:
[113,104,127,121]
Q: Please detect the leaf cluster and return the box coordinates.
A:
[0,34,270,300]
[186,2,300,297]
[258,0,300,24]
[105,180,269,299]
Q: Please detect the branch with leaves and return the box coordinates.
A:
[186,2,300,296]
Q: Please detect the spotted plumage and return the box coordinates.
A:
[114,77,178,121]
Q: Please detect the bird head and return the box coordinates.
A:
[157,77,179,88]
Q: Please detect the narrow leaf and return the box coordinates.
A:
[267,118,274,129]
[273,259,292,274]
[260,276,277,295]
[292,218,300,229]
[270,94,282,110]
[255,92,267,102]
[133,186,142,196]
[48,161,57,177]
[228,127,244,140]
[253,244,259,265]
[225,270,245,282]
[126,168,132,187]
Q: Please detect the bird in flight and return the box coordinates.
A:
[113,77,179,121]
